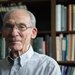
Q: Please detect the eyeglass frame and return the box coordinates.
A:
[3,22,33,32]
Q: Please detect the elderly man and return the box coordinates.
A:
[0,8,61,75]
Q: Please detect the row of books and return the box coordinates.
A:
[56,4,75,31]
[56,34,75,61]
[1,33,75,61]
[61,66,75,75]
[32,35,52,57]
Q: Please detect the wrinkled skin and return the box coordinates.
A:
[2,9,37,58]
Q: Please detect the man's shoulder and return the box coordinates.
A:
[32,52,61,75]
[34,52,56,61]
[0,58,8,66]
[33,52,58,67]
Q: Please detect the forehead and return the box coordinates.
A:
[4,10,31,25]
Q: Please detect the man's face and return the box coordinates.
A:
[2,10,37,53]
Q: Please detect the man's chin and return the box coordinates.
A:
[9,45,22,51]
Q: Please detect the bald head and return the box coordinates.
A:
[3,8,36,27]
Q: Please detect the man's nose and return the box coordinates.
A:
[11,27,19,36]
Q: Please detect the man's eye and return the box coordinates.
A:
[19,25,26,29]
[5,24,12,29]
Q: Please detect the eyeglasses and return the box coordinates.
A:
[4,23,32,32]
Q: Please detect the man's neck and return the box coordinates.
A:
[9,45,30,59]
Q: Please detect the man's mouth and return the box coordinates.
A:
[8,40,21,44]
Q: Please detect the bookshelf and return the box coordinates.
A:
[55,0,75,75]
[56,0,75,70]
[58,61,75,67]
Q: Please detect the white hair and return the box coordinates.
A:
[3,8,36,27]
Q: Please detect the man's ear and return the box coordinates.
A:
[31,27,37,39]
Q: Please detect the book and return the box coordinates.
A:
[61,5,67,31]
[61,36,66,61]
[33,37,44,54]
[56,4,62,31]
[56,34,63,61]
[67,34,72,61]
[0,37,6,59]
[45,35,52,57]
[68,4,72,31]
[71,34,75,61]
[72,4,75,31]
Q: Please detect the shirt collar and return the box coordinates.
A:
[7,45,34,67]
[20,45,34,67]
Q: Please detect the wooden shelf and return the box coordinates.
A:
[56,0,75,5]
[57,61,75,67]
[38,31,51,34]
[56,31,75,35]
